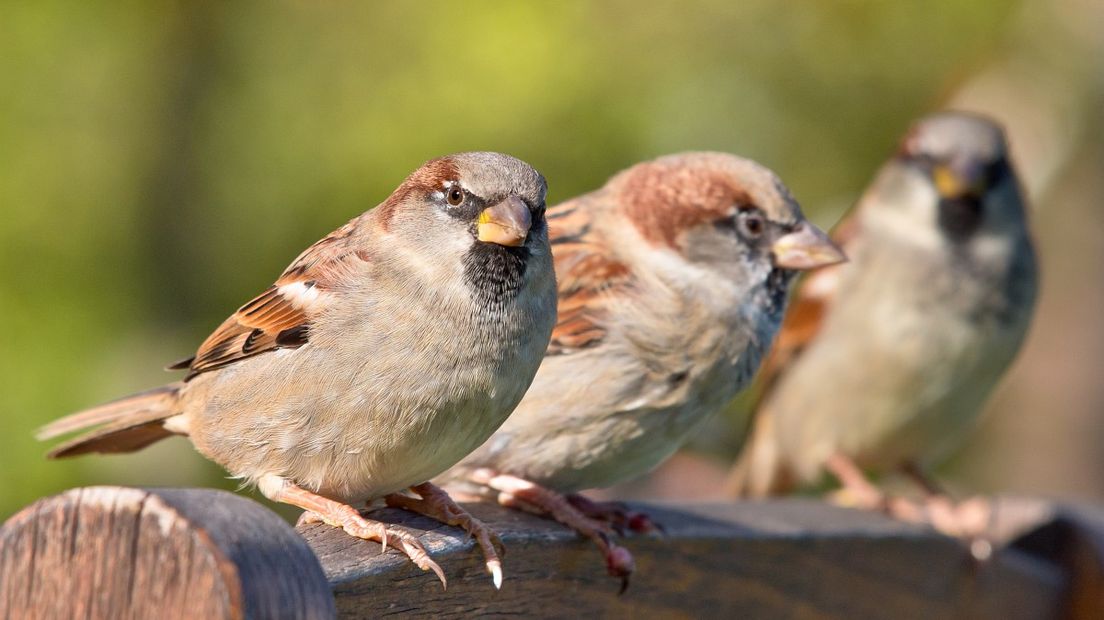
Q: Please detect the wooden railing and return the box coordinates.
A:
[2,486,1102,618]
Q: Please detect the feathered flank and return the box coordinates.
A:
[173,155,483,377]
[38,151,557,588]
[442,151,831,496]
[727,112,1038,499]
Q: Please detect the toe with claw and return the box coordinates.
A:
[273,479,447,588]
[472,470,637,592]
[386,481,506,589]
[566,494,664,536]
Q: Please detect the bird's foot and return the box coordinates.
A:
[296,510,325,526]
[825,459,995,561]
[824,453,931,525]
[921,494,995,561]
[919,494,984,535]
[565,494,665,536]
[470,469,634,593]
[386,482,505,589]
[900,463,995,558]
[275,480,446,588]
[825,452,893,511]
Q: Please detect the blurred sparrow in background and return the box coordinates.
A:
[726,112,1038,539]
[38,152,558,589]
[439,152,844,588]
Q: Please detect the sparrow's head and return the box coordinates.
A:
[873,111,1027,245]
[379,152,550,304]
[611,152,844,300]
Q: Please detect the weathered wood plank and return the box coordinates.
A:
[0,486,334,620]
[300,499,1067,619]
[5,487,1095,619]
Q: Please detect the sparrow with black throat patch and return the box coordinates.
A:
[38,152,558,589]
[726,113,1038,541]
[438,152,844,588]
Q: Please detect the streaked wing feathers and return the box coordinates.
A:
[175,216,367,377]
[546,199,633,356]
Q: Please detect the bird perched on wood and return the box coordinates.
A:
[38,152,558,589]
[725,112,1038,532]
[438,152,844,587]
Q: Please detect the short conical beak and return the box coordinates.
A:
[477,196,532,247]
[770,221,847,271]
[933,159,988,201]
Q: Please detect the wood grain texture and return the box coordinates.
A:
[299,499,1066,619]
[5,488,1099,619]
[0,486,334,620]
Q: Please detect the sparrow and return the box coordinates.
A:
[725,112,1038,535]
[437,152,844,587]
[37,152,558,589]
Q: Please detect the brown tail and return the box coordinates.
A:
[37,384,184,458]
[724,409,797,498]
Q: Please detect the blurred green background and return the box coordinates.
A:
[2,1,1101,519]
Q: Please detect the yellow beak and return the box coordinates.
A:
[477,196,532,247]
[933,163,987,200]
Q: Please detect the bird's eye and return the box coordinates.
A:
[446,185,464,206]
[738,208,766,239]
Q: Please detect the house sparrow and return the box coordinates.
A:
[37,152,557,589]
[438,152,844,587]
[725,112,1038,536]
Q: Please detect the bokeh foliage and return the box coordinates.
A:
[1,1,1099,518]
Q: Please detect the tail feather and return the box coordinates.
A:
[38,383,183,458]
[725,410,796,498]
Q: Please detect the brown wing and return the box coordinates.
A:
[170,216,368,377]
[545,198,633,356]
[754,210,861,396]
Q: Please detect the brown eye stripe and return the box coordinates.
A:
[616,163,754,248]
[376,157,462,229]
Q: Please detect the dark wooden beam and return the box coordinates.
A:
[300,499,1065,619]
[6,487,1104,619]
